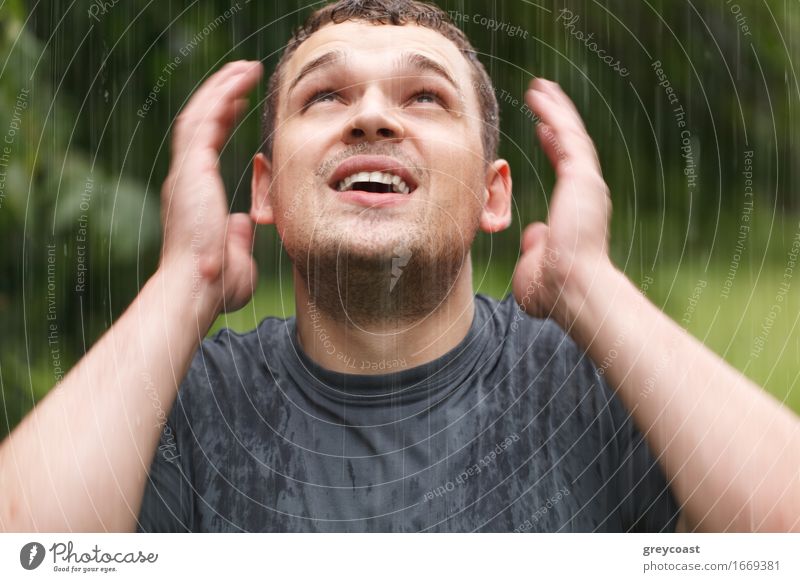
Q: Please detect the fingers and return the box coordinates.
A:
[525,78,601,178]
[530,78,586,130]
[171,60,263,165]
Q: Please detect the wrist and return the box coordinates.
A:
[550,257,626,338]
[152,258,223,330]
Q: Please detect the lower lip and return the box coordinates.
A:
[333,188,413,208]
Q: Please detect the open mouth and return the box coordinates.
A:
[328,156,419,198]
[336,171,412,195]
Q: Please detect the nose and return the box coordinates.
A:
[342,87,404,144]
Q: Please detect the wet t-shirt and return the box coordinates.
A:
[137,294,679,532]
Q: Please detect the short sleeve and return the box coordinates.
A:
[136,331,239,533]
[608,383,681,532]
[136,393,196,532]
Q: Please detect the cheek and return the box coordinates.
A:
[281,109,342,149]
[267,166,315,234]
[432,146,485,199]
[271,138,321,194]
[420,120,483,171]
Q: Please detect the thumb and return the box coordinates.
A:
[226,212,255,252]
[514,222,552,317]
[521,221,549,253]
[220,213,258,312]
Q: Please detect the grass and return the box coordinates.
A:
[210,261,800,415]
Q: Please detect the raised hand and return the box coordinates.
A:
[160,60,263,313]
[512,78,613,323]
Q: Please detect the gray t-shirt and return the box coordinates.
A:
[137,293,679,532]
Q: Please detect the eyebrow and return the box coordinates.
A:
[288,50,346,96]
[396,52,459,93]
[287,49,461,97]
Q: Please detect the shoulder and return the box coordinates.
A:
[477,292,590,366]
[479,293,622,429]
[173,315,293,415]
[190,314,294,368]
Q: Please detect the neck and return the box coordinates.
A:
[294,257,476,375]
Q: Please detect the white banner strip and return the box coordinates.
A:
[1,533,798,581]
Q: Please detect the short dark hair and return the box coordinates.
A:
[261,0,500,162]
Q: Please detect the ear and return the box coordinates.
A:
[250,152,275,225]
[478,159,512,233]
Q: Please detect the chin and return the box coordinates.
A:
[330,229,416,265]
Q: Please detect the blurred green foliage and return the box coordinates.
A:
[2,0,800,438]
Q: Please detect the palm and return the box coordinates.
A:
[512,79,612,320]
[160,61,263,312]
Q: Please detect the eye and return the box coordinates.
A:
[304,89,339,108]
[408,88,446,107]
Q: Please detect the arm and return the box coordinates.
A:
[0,60,263,532]
[515,78,800,532]
[565,261,800,532]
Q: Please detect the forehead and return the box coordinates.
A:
[284,20,473,86]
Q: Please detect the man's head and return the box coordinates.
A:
[250,0,513,324]
[260,0,501,162]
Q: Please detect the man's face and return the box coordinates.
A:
[252,21,510,319]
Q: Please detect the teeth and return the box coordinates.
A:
[337,171,411,194]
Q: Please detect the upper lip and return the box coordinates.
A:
[327,155,419,193]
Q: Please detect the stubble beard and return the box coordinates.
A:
[286,203,479,328]
[276,144,482,327]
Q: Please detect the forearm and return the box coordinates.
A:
[560,260,800,531]
[0,264,220,532]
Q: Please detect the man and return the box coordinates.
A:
[1,0,798,532]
